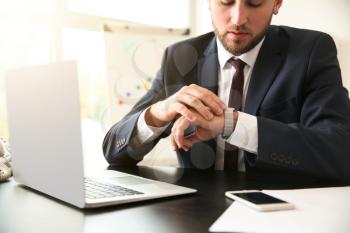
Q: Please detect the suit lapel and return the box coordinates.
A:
[244,27,286,115]
[186,36,218,168]
[197,37,219,95]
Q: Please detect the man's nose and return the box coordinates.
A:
[230,3,248,27]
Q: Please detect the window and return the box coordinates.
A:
[68,0,190,29]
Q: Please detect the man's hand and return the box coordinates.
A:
[145,84,225,127]
[170,112,225,151]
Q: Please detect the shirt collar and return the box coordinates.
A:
[216,37,265,69]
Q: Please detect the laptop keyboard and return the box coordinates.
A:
[84,178,144,199]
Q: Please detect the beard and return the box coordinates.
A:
[213,16,272,56]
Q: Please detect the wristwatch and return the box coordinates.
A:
[221,107,236,139]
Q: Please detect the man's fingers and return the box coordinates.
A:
[160,84,225,124]
[186,133,201,144]
[187,112,208,129]
[172,116,191,151]
[174,117,188,149]
[171,102,197,122]
[172,103,210,131]
[175,94,214,121]
[182,138,193,150]
[170,134,178,151]
[166,83,224,151]
[180,84,225,115]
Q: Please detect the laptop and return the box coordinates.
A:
[5,61,196,208]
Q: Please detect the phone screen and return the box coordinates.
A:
[234,192,287,204]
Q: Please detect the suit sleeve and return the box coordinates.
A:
[102,48,171,166]
[250,33,350,181]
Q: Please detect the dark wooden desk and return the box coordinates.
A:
[0,166,345,233]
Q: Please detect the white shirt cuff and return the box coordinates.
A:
[226,112,258,154]
[131,108,170,146]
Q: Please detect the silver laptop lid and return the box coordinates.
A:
[5,61,85,208]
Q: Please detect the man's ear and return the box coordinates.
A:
[273,0,283,15]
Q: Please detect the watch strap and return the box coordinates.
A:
[222,108,235,139]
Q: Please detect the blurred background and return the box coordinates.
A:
[0,0,349,169]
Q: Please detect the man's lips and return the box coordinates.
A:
[227,31,249,39]
[229,30,249,35]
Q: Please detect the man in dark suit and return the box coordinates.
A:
[103,0,350,181]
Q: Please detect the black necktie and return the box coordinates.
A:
[224,58,245,170]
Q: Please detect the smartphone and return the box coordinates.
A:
[225,190,295,211]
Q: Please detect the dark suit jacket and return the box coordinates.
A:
[103,26,350,181]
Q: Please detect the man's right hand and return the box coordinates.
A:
[145,84,226,127]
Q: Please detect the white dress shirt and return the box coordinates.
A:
[129,37,264,171]
[215,38,263,171]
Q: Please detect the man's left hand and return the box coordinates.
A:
[170,111,224,151]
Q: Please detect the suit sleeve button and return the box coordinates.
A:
[270,153,278,160]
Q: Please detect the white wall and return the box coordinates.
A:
[193,0,350,90]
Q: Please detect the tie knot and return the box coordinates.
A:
[228,58,245,71]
